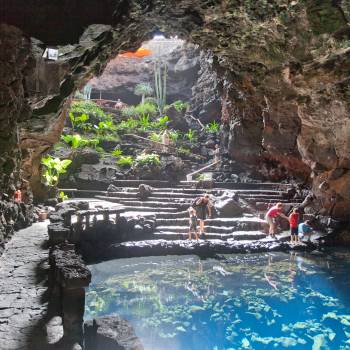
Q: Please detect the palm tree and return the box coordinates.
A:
[134,83,154,104]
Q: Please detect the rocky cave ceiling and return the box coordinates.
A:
[0,0,350,218]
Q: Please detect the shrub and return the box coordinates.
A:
[111,149,123,158]
[169,130,181,143]
[135,153,161,166]
[95,119,117,135]
[135,102,157,118]
[69,112,89,131]
[61,134,87,149]
[116,156,134,168]
[41,156,72,187]
[171,100,190,112]
[138,115,151,130]
[61,134,100,149]
[185,129,196,143]
[70,100,105,117]
[205,121,220,133]
[59,191,69,201]
[153,115,169,130]
[116,118,139,132]
[149,133,162,142]
[121,106,137,118]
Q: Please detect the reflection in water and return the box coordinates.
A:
[85,250,350,350]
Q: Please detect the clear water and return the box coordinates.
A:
[85,250,350,350]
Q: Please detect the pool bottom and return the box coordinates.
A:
[85,250,350,350]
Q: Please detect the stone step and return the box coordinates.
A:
[111,180,172,187]
[116,200,190,208]
[156,224,261,233]
[152,230,266,241]
[120,205,179,213]
[238,193,289,199]
[155,217,265,228]
[244,197,303,203]
[180,181,291,190]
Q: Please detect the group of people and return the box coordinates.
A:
[265,202,313,243]
[186,196,313,243]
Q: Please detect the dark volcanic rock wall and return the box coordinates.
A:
[0,0,349,220]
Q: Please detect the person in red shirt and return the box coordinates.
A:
[265,202,289,238]
[289,207,300,244]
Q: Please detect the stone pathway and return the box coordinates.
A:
[0,221,50,350]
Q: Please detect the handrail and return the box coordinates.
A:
[186,160,221,181]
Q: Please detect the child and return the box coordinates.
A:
[289,208,300,244]
[188,207,199,240]
[298,220,313,242]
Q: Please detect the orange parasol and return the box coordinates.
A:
[118,47,152,58]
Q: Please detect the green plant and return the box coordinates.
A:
[70,100,105,117]
[61,134,99,149]
[185,129,196,143]
[154,59,167,115]
[134,83,154,104]
[139,115,150,130]
[135,153,161,166]
[59,191,69,201]
[135,102,157,118]
[149,133,162,142]
[95,146,105,153]
[154,115,169,130]
[121,106,137,118]
[171,100,190,112]
[116,118,139,132]
[95,120,117,135]
[111,149,123,158]
[178,147,191,155]
[169,130,181,143]
[116,156,134,168]
[69,113,90,132]
[41,156,72,187]
[61,134,86,149]
[205,121,220,133]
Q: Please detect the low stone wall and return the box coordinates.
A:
[0,199,35,256]
[47,201,146,349]
[49,243,91,345]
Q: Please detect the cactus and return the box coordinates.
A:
[154,59,167,115]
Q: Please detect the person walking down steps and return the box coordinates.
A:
[192,194,212,236]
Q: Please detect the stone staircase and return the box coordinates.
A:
[91,179,305,243]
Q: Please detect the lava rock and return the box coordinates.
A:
[84,316,143,350]
[215,198,244,217]
[137,184,153,200]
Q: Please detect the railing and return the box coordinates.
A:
[186,160,221,181]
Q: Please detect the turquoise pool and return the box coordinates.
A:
[85,250,350,350]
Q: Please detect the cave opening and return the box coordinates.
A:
[42,33,224,199]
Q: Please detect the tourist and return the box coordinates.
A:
[265,202,289,238]
[213,144,220,169]
[289,207,300,244]
[298,220,313,242]
[192,194,212,236]
[161,130,170,152]
[14,187,22,203]
[188,207,199,240]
